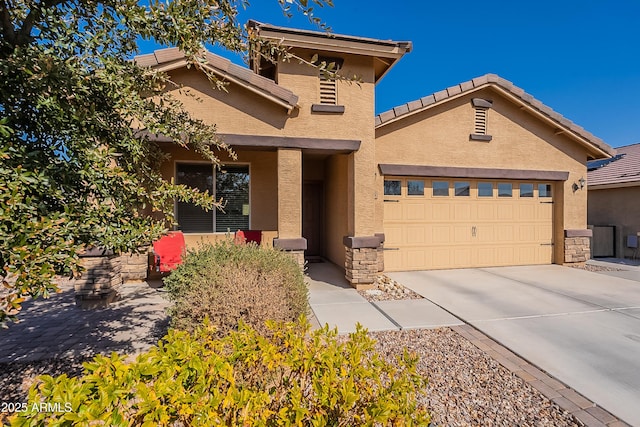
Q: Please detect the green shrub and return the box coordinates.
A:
[10,319,430,426]
[163,241,308,336]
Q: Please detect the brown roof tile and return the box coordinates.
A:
[135,48,298,109]
[375,73,615,158]
[588,143,640,187]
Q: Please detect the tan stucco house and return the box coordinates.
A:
[136,21,615,287]
[588,143,640,258]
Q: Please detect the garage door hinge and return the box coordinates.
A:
[383,247,400,251]
[540,243,554,246]
[383,199,400,203]
[540,201,554,204]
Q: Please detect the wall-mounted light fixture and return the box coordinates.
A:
[579,177,586,189]
[572,177,586,192]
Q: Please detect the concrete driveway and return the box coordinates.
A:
[389,265,640,427]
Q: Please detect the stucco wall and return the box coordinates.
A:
[588,186,640,258]
[324,154,349,266]
[375,87,590,264]
[165,50,377,249]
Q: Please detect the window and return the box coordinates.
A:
[519,183,534,197]
[176,164,249,233]
[407,180,424,196]
[384,180,401,196]
[539,183,552,198]
[478,182,493,197]
[498,183,512,197]
[433,181,449,197]
[454,181,470,197]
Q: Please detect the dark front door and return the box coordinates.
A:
[303,182,324,257]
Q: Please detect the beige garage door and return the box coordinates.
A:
[383,178,554,271]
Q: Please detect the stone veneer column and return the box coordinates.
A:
[344,235,384,289]
[74,248,122,307]
[564,229,592,263]
[119,248,150,281]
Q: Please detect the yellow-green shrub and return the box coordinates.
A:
[10,319,430,426]
[164,241,308,336]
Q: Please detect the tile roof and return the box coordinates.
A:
[134,47,299,110]
[375,74,615,159]
[588,143,640,187]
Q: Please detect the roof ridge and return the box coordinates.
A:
[374,73,614,158]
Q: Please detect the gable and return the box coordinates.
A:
[166,67,291,133]
[376,74,614,161]
[375,86,594,176]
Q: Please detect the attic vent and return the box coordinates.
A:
[470,98,493,141]
[474,108,487,135]
[319,75,337,105]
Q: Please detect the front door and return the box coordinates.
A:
[303,182,324,257]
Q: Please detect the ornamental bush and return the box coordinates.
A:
[163,241,308,336]
[10,319,431,426]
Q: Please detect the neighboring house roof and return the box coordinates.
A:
[375,73,615,160]
[248,20,412,82]
[588,143,640,189]
[134,47,299,112]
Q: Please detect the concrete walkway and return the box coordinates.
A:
[306,261,462,333]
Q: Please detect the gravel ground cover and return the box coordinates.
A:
[358,274,423,302]
[1,328,579,426]
[568,263,625,272]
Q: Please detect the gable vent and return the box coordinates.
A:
[319,76,337,105]
[470,98,493,141]
[474,107,487,135]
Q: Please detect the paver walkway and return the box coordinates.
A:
[0,281,169,363]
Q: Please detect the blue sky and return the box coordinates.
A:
[140,1,640,148]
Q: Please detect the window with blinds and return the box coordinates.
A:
[175,164,249,233]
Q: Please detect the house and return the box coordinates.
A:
[587,143,640,258]
[135,21,615,287]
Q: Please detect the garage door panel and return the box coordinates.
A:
[432,204,450,220]
[477,204,495,220]
[432,226,451,243]
[384,226,403,246]
[454,226,471,243]
[519,224,536,241]
[384,203,403,220]
[406,227,426,244]
[383,178,555,271]
[454,204,471,220]
[406,203,426,220]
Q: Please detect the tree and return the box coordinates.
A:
[0,0,333,322]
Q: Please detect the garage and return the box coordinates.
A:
[383,177,554,271]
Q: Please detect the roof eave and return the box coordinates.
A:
[588,181,640,190]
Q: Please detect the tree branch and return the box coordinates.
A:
[0,0,17,45]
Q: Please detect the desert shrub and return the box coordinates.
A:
[163,241,308,336]
[10,319,430,426]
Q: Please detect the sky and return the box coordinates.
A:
[139,1,640,148]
